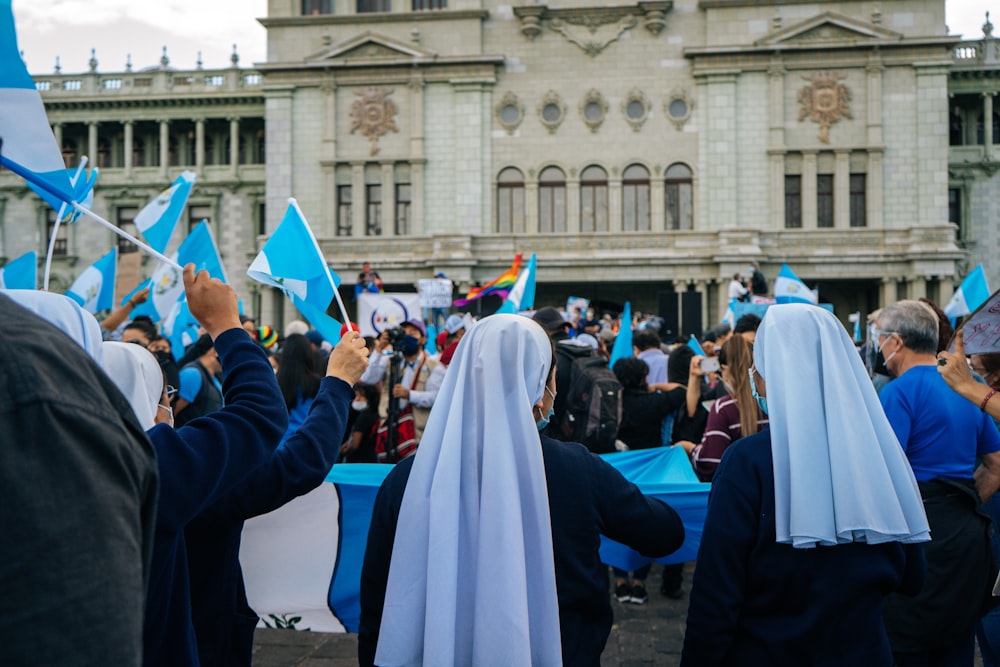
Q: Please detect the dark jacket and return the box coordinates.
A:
[548,337,593,436]
[681,428,926,666]
[618,386,686,449]
[359,436,685,667]
[0,295,158,667]
[185,376,353,667]
[143,328,288,667]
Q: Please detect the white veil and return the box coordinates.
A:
[101,341,164,430]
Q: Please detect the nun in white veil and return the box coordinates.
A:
[373,313,562,667]
[102,341,169,430]
[681,304,930,667]
[1,289,104,361]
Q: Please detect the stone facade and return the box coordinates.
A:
[1,0,987,335]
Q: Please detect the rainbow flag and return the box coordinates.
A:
[453,253,522,306]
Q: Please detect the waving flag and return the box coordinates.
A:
[944,264,990,320]
[687,334,706,356]
[247,199,347,338]
[0,250,36,289]
[609,301,632,368]
[496,253,537,314]
[162,297,202,361]
[134,171,196,253]
[28,161,98,224]
[774,264,818,305]
[0,1,75,206]
[66,247,117,314]
[453,254,522,307]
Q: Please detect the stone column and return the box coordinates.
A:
[909,276,927,301]
[880,277,895,308]
[608,174,623,233]
[834,149,850,228]
[158,119,170,177]
[867,149,884,228]
[984,93,994,160]
[352,163,366,237]
[87,122,98,164]
[265,87,294,231]
[53,123,63,151]
[566,171,581,234]
[229,117,240,174]
[938,275,955,308]
[802,151,817,228]
[381,162,395,237]
[525,177,539,234]
[695,279,709,332]
[123,121,133,175]
[195,118,205,172]
[411,163,425,237]
[769,151,785,228]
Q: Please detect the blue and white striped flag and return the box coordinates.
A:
[134,171,196,254]
[0,250,36,289]
[66,247,117,314]
[0,1,76,207]
[774,264,818,305]
[136,220,226,322]
[248,199,345,337]
[27,162,98,224]
[944,264,990,320]
[496,253,537,314]
[162,297,202,361]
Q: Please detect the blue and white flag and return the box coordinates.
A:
[0,250,36,289]
[944,264,990,320]
[0,1,75,207]
[496,253,537,314]
[66,247,117,314]
[140,220,226,322]
[27,162,98,224]
[162,297,202,361]
[687,334,706,356]
[774,264,818,305]
[239,446,708,634]
[608,301,633,368]
[133,171,196,254]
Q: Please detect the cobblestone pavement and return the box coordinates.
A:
[252,564,692,667]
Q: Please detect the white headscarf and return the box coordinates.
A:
[2,289,104,362]
[101,341,163,430]
[376,314,562,667]
[754,304,930,548]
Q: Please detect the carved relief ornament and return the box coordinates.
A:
[797,72,852,144]
[349,87,399,156]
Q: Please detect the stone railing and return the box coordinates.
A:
[951,37,999,67]
[32,66,263,98]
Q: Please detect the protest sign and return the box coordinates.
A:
[952,288,1000,355]
[418,278,452,308]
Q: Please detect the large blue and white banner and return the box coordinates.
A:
[240,446,708,633]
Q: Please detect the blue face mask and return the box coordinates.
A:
[748,368,768,415]
[536,407,555,431]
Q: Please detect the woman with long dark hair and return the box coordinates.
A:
[276,333,324,436]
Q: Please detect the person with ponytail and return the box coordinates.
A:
[685,335,768,482]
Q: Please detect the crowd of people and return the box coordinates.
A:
[3,265,1000,667]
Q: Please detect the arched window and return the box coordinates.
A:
[622,164,650,232]
[538,166,566,233]
[664,163,693,230]
[580,165,608,233]
[497,167,525,233]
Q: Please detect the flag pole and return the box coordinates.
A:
[43,157,88,291]
[330,280,354,333]
[71,202,183,271]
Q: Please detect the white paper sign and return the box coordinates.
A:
[418,279,453,308]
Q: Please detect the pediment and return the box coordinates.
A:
[306,32,436,63]
[755,12,902,47]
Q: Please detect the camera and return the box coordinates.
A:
[383,326,407,350]
[700,357,721,373]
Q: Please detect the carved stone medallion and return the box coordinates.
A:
[797,72,852,144]
[349,87,399,156]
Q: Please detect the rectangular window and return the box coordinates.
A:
[849,174,866,228]
[580,183,608,233]
[816,175,834,228]
[395,184,411,236]
[256,202,267,237]
[784,175,802,228]
[412,0,446,8]
[665,182,693,231]
[366,184,382,236]
[538,184,566,233]
[949,187,962,237]
[337,185,353,236]
[357,0,390,12]
[497,186,525,234]
[46,210,68,256]
[188,205,212,234]
[117,207,140,254]
[302,0,333,14]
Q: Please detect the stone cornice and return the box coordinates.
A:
[257,9,488,28]
[685,35,959,59]
[700,0,866,7]
[258,54,504,74]
[41,95,265,112]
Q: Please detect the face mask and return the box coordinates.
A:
[400,335,420,357]
[536,407,555,431]
[748,368,768,415]
[877,335,898,375]
[351,400,367,412]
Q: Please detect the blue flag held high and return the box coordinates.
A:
[944,263,990,320]
[774,264,818,305]
[247,199,348,337]
[134,171,197,254]
[608,301,633,368]
[0,250,36,289]
[27,161,98,224]
[496,253,537,314]
[66,247,117,314]
[687,334,706,356]
[0,1,76,207]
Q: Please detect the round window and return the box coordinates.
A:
[668,99,688,119]
[542,103,562,123]
[500,104,521,125]
[584,101,603,122]
[626,100,646,120]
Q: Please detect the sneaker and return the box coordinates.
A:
[614,582,631,603]
[630,583,649,605]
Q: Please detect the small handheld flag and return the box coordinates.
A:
[134,171,196,254]
[608,302,633,368]
[944,264,990,320]
[66,247,117,314]
[0,250,37,290]
[687,335,706,356]
[138,220,226,322]
[774,264,818,305]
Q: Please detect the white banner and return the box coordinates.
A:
[357,292,423,337]
[417,279,453,308]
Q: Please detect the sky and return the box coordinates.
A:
[9,1,996,75]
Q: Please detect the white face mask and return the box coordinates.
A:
[351,400,368,412]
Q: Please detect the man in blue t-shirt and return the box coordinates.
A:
[877,300,1000,666]
[175,337,224,428]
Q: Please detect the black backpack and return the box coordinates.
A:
[559,355,623,454]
